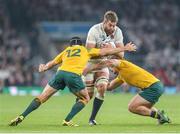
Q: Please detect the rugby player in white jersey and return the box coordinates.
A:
[85,10,126,125]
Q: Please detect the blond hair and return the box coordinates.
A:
[104,10,118,22]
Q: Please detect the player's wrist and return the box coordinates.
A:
[122,47,128,51]
[43,65,48,71]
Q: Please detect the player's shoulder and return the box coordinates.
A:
[89,23,102,32]
[63,46,71,51]
[92,23,101,28]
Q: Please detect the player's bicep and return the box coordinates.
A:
[114,28,124,58]
[86,27,98,47]
[115,28,124,45]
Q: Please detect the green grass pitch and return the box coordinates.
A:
[0,93,180,133]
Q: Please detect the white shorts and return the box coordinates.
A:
[85,62,109,87]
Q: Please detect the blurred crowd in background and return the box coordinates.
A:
[0,0,179,91]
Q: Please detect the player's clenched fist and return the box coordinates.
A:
[39,64,46,72]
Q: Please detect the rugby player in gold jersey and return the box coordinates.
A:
[83,59,171,124]
[9,37,136,127]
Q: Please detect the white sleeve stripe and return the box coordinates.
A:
[86,41,96,44]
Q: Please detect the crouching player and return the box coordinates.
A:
[83,59,171,124]
[9,37,136,127]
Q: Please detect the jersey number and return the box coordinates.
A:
[66,49,81,57]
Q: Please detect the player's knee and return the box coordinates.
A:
[37,97,47,103]
[96,77,108,92]
[78,90,90,104]
[36,96,44,103]
[86,95,90,103]
[85,93,90,103]
[79,95,90,104]
[82,97,90,104]
[96,83,107,98]
[128,102,136,113]
[97,83,107,91]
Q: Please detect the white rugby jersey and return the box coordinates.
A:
[86,23,123,48]
[86,23,124,63]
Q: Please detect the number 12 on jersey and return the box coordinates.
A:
[66,49,81,57]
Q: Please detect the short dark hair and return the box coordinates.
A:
[70,37,83,46]
[104,10,118,22]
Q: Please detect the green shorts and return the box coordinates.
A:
[139,81,164,104]
[48,70,85,93]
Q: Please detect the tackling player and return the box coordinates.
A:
[9,37,136,127]
[85,10,125,125]
[83,59,171,124]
